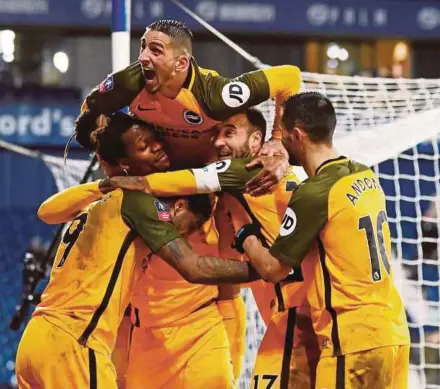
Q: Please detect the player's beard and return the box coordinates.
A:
[288,153,300,166]
[233,143,252,159]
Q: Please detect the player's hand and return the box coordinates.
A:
[245,155,289,197]
[224,194,253,234]
[259,138,288,158]
[99,176,150,193]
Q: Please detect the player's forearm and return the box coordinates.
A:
[272,94,284,140]
[38,181,103,224]
[145,170,200,196]
[191,255,261,284]
[159,239,261,285]
[263,65,301,101]
[243,236,291,283]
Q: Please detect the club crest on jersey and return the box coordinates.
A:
[154,200,171,222]
[279,207,296,237]
[221,82,250,108]
[183,109,203,125]
[99,76,114,93]
[215,159,231,173]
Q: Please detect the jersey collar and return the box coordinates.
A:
[182,57,196,90]
[315,155,348,175]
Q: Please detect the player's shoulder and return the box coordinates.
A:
[121,190,171,221]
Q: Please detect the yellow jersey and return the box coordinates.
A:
[270,157,410,357]
[145,158,304,317]
[82,60,301,167]
[129,236,219,328]
[37,183,220,331]
[34,190,180,355]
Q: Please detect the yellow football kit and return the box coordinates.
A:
[36,182,234,389]
[270,156,411,389]
[144,158,320,389]
[16,190,181,389]
[82,60,301,167]
[126,234,233,389]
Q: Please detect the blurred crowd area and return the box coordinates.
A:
[0,0,439,387]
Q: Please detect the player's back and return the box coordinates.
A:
[300,157,410,356]
[130,234,219,328]
[34,190,147,355]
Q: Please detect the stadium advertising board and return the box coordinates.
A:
[1,0,440,38]
[0,103,78,146]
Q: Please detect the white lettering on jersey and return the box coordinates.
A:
[279,207,296,237]
[215,159,232,173]
[221,82,250,108]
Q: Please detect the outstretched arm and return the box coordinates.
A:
[38,181,106,224]
[158,238,261,285]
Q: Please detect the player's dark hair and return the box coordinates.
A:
[282,92,337,144]
[244,108,266,145]
[186,194,214,226]
[90,112,153,165]
[147,20,194,54]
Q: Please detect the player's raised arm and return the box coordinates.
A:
[202,65,301,122]
[81,61,145,117]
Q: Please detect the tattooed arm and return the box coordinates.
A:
[157,238,261,285]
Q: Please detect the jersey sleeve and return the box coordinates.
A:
[269,178,330,267]
[38,181,103,224]
[121,191,181,253]
[200,65,301,121]
[145,158,261,196]
[145,170,198,196]
[81,61,145,116]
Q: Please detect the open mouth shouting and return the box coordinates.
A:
[142,67,158,91]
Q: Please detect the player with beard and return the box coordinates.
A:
[77,19,299,183]
[62,108,320,388]
[16,113,261,389]
[234,92,410,389]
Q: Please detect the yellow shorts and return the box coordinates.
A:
[252,306,320,389]
[315,345,410,389]
[16,315,117,389]
[126,303,234,389]
[111,312,133,389]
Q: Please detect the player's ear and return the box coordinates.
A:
[292,127,303,142]
[249,130,263,152]
[173,198,188,214]
[175,55,190,74]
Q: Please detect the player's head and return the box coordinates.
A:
[281,92,336,165]
[139,20,194,93]
[214,108,266,159]
[90,112,170,176]
[166,194,213,237]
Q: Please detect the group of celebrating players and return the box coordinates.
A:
[15,20,410,389]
